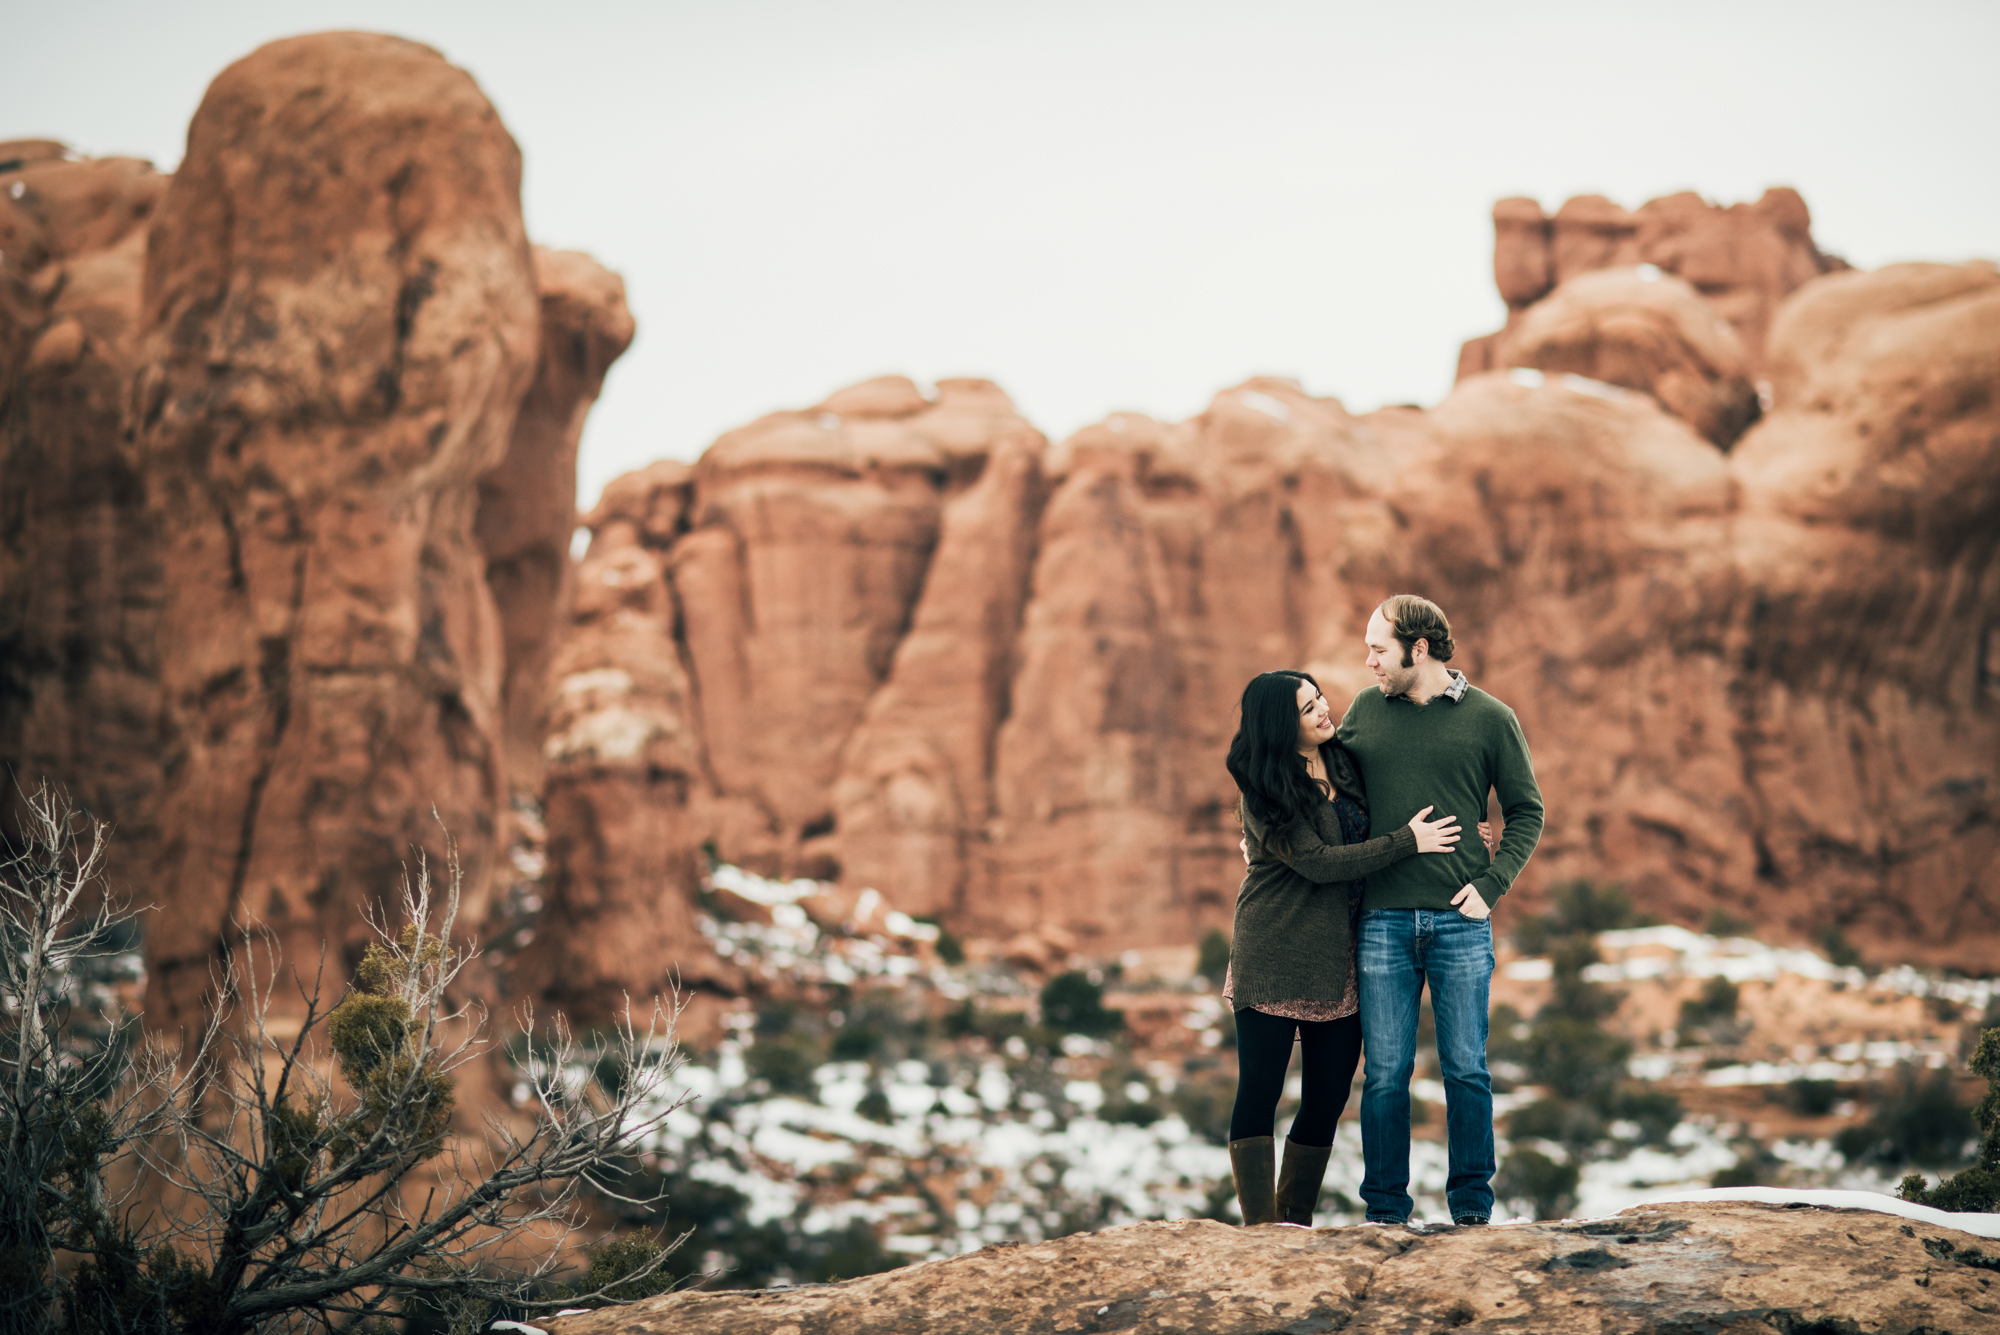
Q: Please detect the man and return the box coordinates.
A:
[1337,594,1543,1226]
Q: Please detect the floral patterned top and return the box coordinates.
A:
[1223,791,1369,1023]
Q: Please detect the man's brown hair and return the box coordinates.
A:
[1379,594,1455,666]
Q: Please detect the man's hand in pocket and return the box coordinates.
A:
[1450,883,1491,920]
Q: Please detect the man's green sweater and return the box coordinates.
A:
[1336,676,1543,910]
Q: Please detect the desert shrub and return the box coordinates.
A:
[1786,1077,1840,1116]
[746,1034,823,1097]
[594,1157,899,1290]
[1522,1014,1632,1105]
[0,783,684,1334]
[1510,880,1639,956]
[830,1022,885,1062]
[1818,924,1865,970]
[1196,929,1231,984]
[1547,939,1622,1022]
[1500,882,1678,1158]
[1507,1097,1603,1149]
[1167,1067,1238,1145]
[856,1084,894,1124]
[568,1234,681,1308]
[1703,909,1750,937]
[1900,1026,2000,1212]
[933,927,965,967]
[1680,976,1739,1027]
[1838,1063,1973,1168]
[1677,976,1745,1047]
[1487,1002,1530,1080]
[1039,971,1124,1037]
[1602,1085,1684,1146]
[1102,1085,1163,1127]
[1711,1138,1782,1188]
[1495,1147,1579,1220]
[941,999,1031,1046]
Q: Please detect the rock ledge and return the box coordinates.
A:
[551,1201,2000,1333]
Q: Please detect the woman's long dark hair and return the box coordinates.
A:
[1226,669,1332,843]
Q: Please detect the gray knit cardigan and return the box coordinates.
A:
[1228,749,1419,1009]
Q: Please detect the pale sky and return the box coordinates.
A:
[12,0,1998,509]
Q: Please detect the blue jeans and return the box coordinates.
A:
[1358,907,1496,1222]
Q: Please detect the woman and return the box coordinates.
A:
[1222,669,1462,1226]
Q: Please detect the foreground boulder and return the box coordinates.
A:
[550,1202,2000,1334]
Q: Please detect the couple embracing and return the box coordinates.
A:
[1221,594,1544,1228]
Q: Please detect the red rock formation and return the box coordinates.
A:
[832,427,1046,921]
[1489,266,1761,447]
[1724,261,2000,955]
[3,46,640,1045]
[565,245,1997,975]
[7,70,1992,1017]
[1552,193,1641,285]
[132,33,541,1029]
[519,378,1046,1019]
[475,247,635,789]
[0,144,169,889]
[674,376,1039,875]
[510,458,730,1016]
[1458,188,1846,392]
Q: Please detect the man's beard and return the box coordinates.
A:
[1379,662,1420,696]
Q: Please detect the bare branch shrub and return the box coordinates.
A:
[0,782,692,1334]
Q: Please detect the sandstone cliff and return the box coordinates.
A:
[6,61,1993,1009]
[0,38,632,1036]
[0,141,169,894]
[546,231,1997,985]
[515,378,1047,1017]
[132,32,542,1028]
[477,247,635,789]
[548,1202,2000,1334]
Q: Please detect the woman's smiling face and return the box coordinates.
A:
[1295,680,1335,751]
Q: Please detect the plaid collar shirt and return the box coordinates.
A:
[1387,667,1470,704]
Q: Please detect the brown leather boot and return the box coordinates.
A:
[1229,1135,1278,1225]
[1275,1137,1334,1227]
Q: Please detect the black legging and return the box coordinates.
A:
[1228,1008,1363,1146]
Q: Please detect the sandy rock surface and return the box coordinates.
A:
[550,1203,2000,1334]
